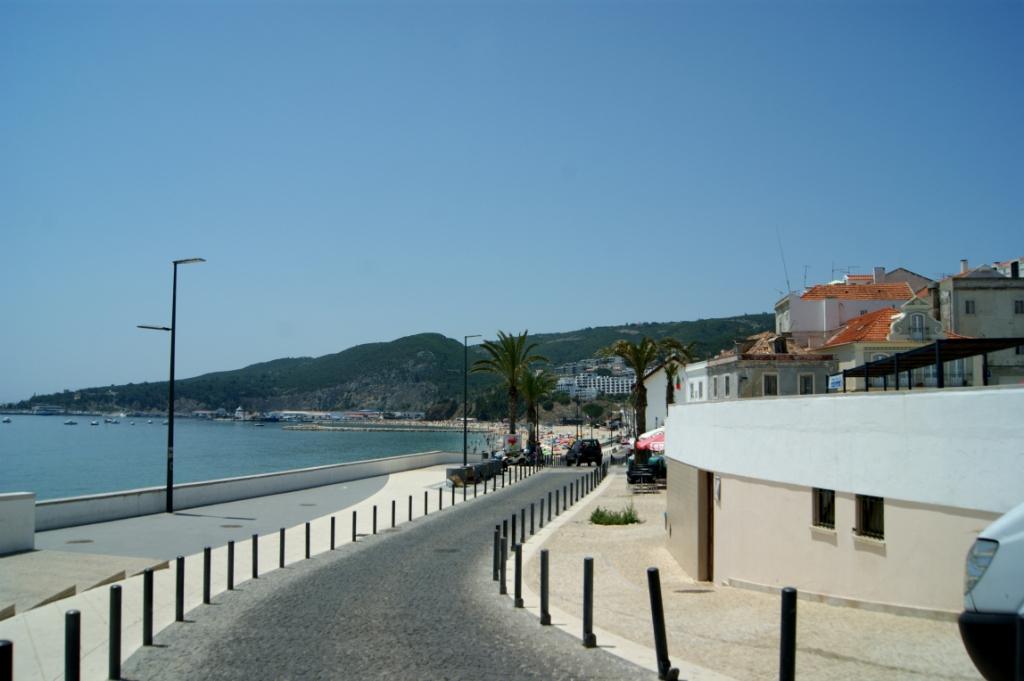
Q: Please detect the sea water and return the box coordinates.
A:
[0,417,490,500]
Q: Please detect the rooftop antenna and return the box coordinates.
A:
[776,226,792,294]
[802,265,810,290]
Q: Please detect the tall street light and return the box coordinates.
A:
[139,257,205,514]
[463,334,482,467]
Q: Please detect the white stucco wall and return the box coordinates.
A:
[643,367,669,431]
[36,450,464,530]
[665,386,1024,514]
[0,493,35,554]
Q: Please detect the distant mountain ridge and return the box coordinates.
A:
[15,313,773,413]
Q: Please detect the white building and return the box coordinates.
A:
[556,373,635,398]
[662,385,1023,614]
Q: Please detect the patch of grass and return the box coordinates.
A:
[590,502,641,525]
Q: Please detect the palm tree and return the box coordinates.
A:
[472,330,547,437]
[518,370,557,453]
[664,342,697,408]
[597,336,689,439]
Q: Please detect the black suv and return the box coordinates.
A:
[565,439,602,466]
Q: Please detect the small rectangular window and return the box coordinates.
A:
[725,376,731,396]
[698,382,703,399]
[1015,300,1024,314]
[799,374,814,395]
[813,489,835,529]
[856,495,884,540]
[712,377,718,398]
[763,374,778,396]
[965,300,976,315]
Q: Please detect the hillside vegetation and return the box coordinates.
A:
[15,313,773,414]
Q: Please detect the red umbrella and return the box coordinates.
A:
[634,428,665,452]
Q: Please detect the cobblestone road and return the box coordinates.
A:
[123,469,648,680]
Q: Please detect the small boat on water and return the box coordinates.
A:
[64,420,78,426]
[90,421,99,426]
[1,417,11,424]
[130,422,135,425]
[147,419,153,424]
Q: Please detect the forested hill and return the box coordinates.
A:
[16,313,773,414]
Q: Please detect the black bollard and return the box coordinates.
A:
[556,489,560,516]
[499,537,508,595]
[424,490,428,516]
[65,609,80,681]
[514,544,524,608]
[563,486,568,511]
[583,557,596,648]
[780,587,797,681]
[373,505,378,535]
[520,508,525,544]
[475,481,478,498]
[352,510,357,543]
[463,482,467,501]
[305,522,311,559]
[493,527,501,582]
[0,640,11,681]
[409,494,413,521]
[392,499,396,528]
[530,503,535,535]
[251,534,259,579]
[503,518,508,541]
[1017,615,1024,681]
[227,541,235,590]
[493,473,497,492]
[438,487,442,511]
[452,484,455,506]
[502,470,506,488]
[143,568,153,646]
[175,556,185,621]
[511,514,517,545]
[203,547,211,604]
[330,517,336,550]
[540,549,551,625]
[279,528,286,568]
[647,568,680,680]
[540,499,545,528]
[548,491,552,522]
[109,585,122,680]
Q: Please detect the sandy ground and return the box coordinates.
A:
[525,469,981,681]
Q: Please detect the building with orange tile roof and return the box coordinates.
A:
[774,269,918,350]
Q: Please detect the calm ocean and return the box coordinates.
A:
[0,417,489,500]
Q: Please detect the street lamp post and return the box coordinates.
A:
[139,257,205,514]
[463,334,482,467]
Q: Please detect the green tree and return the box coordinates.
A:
[473,330,547,435]
[518,370,557,451]
[664,342,697,408]
[582,402,604,422]
[597,336,688,441]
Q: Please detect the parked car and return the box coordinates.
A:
[626,454,667,483]
[565,438,602,466]
[959,501,1024,681]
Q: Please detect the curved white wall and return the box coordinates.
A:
[36,450,464,531]
[665,386,1024,514]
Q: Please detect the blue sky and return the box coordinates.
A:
[1,0,1021,403]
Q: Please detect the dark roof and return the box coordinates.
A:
[842,338,1024,379]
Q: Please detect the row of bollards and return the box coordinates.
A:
[6,460,547,681]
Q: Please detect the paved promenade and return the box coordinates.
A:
[122,468,645,680]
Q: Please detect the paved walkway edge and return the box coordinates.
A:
[503,470,739,681]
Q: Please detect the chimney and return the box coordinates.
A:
[873,266,885,284]
[960,259,969,274]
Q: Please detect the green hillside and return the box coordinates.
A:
[15,313,774,414]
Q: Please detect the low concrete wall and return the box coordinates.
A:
[36,450,463,531]
[0,493,36,554]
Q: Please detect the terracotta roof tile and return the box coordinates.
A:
[821,308,900,347]
[801,282,914,301]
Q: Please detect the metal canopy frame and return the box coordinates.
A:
[839,338,1024,391]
